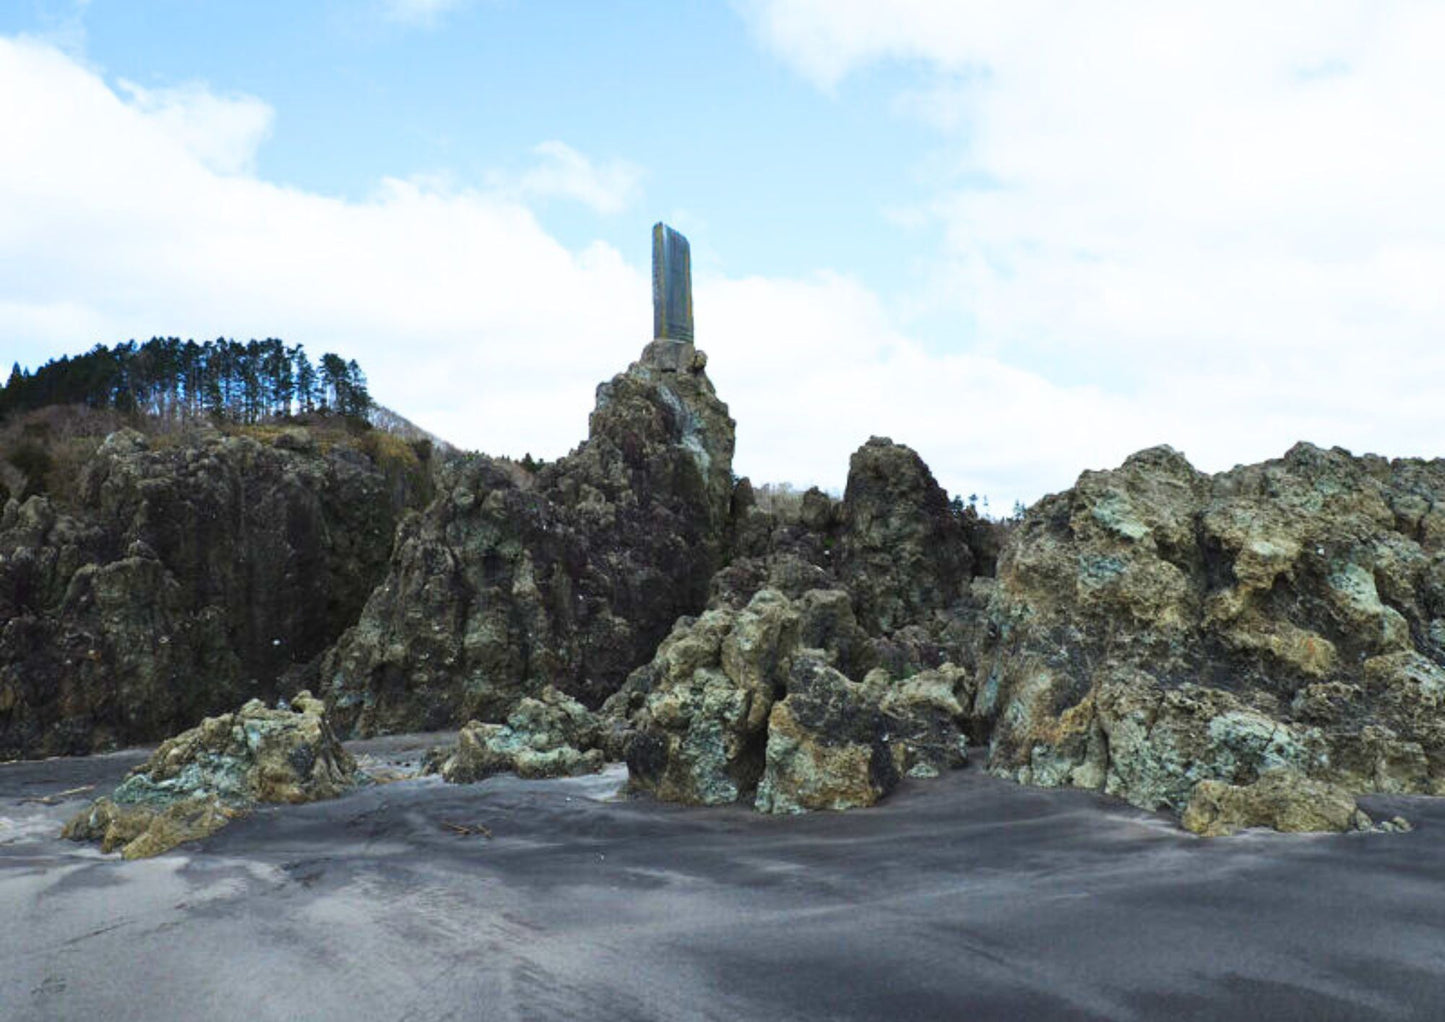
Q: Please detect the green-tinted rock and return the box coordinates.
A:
[975,442,1445,829]
[322,346,735,734]
[1181,769,1371,836]
[62,691,356,858]
[427,686,606,783]
[755,654,898,813]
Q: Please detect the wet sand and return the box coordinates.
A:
[2,736,1442,1021]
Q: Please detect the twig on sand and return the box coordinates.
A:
[440,820,492,838]
[17,784,95,806]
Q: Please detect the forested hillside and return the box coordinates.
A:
[1,337,371,423]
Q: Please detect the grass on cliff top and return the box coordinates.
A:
[0,404,436,511]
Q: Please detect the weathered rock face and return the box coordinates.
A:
[755,653,899,814]
[612,586,975,812]
[839,437,973,634]
[717,439,993,683]
[615,589,800,805]
[0,420,431,759]
[425,686,605,782]
[1181,768,1372,837]
[322,348,735,735]
[609,434,992,814]
[62,691,356,858]
[976,442,1445,826]
[874,664,974,779]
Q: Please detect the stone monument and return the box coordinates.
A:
[643,222,700,372]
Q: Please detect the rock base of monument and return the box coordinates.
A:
[641,338,700,373]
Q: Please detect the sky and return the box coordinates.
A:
[2,1,1444,509]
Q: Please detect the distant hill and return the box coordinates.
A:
[2,337,371,424]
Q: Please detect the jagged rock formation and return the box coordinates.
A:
[13,332,1445,839]
[838,437,973,634]
[62,691,356,858]
[611,589,804,806]
[424,686,605,782]
[322,346,735,735]
[753,653,901,813]
[0,417,432,759]
[608,435,994,814]
[718,438,995,677]
[609,586,978,813]
[975,442,1445,828]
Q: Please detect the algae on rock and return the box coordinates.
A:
[613,586,975,813]
[425,686,606,782]
[62,691,356,858]
[1181,769,1372,837]
[975,442,1445,831]
[755,653,900,814]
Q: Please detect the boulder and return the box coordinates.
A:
[1181,769,1372,837]
[620,590,798,805]
[755,654,899,814]
[62,691,356,858]
[876,664,974,778]
[426,686,605,782]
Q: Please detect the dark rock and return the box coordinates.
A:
[322,346,735,735]
[754,653,899,813]
[839,437,972,634]
[0,420,431,759]
[616,590,795,805]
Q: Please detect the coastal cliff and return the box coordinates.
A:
[0,411,432,758]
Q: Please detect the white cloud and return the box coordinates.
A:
[116,79,273,175]
[21,16,1440,512]
[0,36,646,461]
[381,0,470,27]
[740,1,1445,497]
[489,140,644,215]
[701,270,1145,504]
[0,32,1128,507]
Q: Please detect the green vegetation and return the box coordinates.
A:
[0,337,371,424]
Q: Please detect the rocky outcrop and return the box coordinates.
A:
[975,442,1445,828]
[612,587,975,812]
[607,433,992,814]
[322,345,735,735]
[717,438,993,683]
[838,437,973,634]
[1180,768,1371,837]
[62,691,356,858]
[615,589,800,806]
[425,686,605,782]
[0,419,431,759]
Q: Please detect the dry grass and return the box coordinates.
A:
[753,482,808,520]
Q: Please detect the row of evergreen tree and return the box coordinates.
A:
[0,338,372,423]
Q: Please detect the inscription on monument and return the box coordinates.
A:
[652,222,694,344]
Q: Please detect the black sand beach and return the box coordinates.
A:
[2,737,1442,1021]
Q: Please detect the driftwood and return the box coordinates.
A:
[439,820,492,838]
[17,785,95,806]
